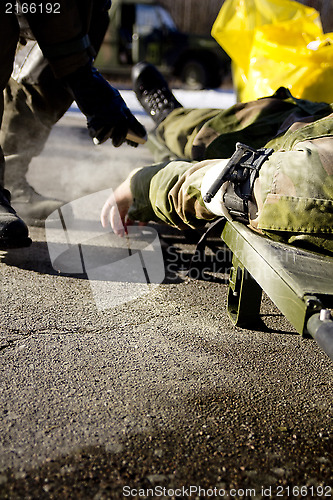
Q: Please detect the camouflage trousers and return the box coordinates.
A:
[129,90,333,254]
[0,10,20,184]
[0,3,109,190]
[0,61,73,189]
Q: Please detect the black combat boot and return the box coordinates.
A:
[132,62,182,125]
[0,186,31,248]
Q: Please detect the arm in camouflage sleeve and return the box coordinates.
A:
[101,158,219,234]
[128,159,220,230]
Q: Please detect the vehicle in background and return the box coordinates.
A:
[95,0,231,89]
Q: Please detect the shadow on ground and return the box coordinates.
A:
[0,386,332,499]
[0,224,232,285]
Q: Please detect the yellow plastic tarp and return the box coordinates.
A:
[212,0,333,103]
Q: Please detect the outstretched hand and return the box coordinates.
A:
[100,176,133,236]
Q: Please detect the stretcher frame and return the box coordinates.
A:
[219,219,333,361]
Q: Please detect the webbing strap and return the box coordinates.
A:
[42,34,92,59]
[204,143,273,224]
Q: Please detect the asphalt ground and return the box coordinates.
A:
[0,93,332,499]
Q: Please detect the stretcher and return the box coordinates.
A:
[219,219,333,361]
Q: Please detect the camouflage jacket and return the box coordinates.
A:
[129,89,333,254]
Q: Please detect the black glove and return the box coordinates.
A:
[65,62,146,147]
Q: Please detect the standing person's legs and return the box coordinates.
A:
[0,8,21,181]
[0,2,111,224]
[0,9,30,247]
[0,44,73,224]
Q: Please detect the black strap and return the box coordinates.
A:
[188,144,274,276]
[204,143,273,224]
[42,34,93,59]
[188,217,227,277]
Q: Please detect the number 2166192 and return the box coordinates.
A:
[5,3,60,14]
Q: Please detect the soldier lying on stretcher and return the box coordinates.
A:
[101,63,333,256]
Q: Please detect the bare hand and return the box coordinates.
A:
[100,176,133,236]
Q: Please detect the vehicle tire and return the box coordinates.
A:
[180,60,207,89]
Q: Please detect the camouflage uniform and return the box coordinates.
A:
[128,88,333,254]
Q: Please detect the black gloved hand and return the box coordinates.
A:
[65,62,146,147]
